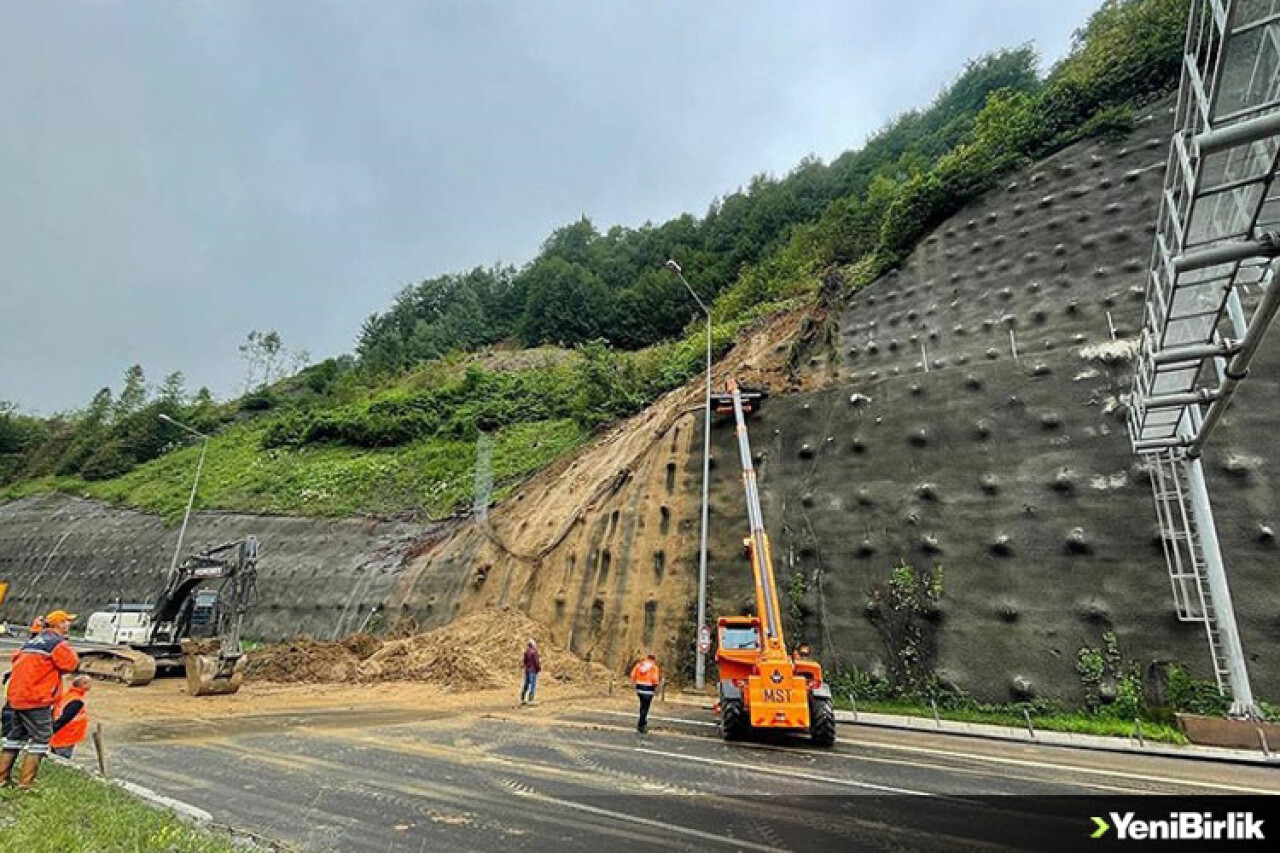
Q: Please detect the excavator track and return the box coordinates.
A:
[76,647,159,687]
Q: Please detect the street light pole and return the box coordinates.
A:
[159,413,210,579]
[666,259,712,690]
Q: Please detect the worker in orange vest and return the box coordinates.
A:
[49,675,91,759]
[629,653,661,734]
[1,610,79,789]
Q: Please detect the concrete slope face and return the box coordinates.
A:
[702,103,1280,705]
[0,494,426,641]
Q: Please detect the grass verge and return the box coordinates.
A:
[0,762,241,853]
[832,699,1188,745]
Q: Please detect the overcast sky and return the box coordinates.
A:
[1,0,1101,414]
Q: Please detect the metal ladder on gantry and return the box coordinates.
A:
[1129,0,1280,719]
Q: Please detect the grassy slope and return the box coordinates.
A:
[0,763,241,853]
[0,295,787,522]
[2,418,585,522]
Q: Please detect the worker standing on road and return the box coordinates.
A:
[49,675,91,759]
[0,610,79,789]
[520,639,541,706]
[629,653,661,734]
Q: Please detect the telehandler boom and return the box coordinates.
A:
[712,378,835,746]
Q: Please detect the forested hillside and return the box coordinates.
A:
[1,0,1189,520]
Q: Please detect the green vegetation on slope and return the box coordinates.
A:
[0,764,241,853]
[1,0,1190,520]
[0,305,773,520]
[4,419,585,521]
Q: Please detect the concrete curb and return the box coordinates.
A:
[834,709,1280,766]
[665,695,1280,766]
[112,778,214,823]
[50,755,287,851]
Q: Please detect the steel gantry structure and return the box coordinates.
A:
[1129,0,1280,719]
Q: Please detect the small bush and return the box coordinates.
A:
[1164,665,1231,717]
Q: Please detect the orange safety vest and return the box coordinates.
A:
[7,631,79,710]
[50,685,89,749]
[630,658,660,688]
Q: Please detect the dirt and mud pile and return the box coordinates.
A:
[243,633,377,683]
[245,607,610,691]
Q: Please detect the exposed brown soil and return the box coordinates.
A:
[245,608,610,692]
[243,633,380,683]
[383,305,830,675]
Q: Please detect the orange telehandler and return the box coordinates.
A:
[711,378,836,746]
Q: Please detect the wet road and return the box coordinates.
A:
[97,703,1280,852]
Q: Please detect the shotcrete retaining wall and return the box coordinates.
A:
[0,494,427,641]
[703,104,1280,704]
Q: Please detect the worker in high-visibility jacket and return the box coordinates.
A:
[629,653,661,734]
[49,675,91,759]
[1,610,79,789]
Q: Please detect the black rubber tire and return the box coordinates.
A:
[720,698,749,741]
[809,697,837,747]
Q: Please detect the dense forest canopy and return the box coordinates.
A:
[2,0,1189,497]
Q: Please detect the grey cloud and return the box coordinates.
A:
[1,0,1098,412]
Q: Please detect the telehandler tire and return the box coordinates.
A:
[809,696,836,747]
[720,698,749,741]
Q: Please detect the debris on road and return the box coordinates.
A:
[245,608,609,691]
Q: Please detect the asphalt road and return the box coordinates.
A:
[90,703,1280,853]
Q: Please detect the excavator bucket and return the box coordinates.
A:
[182,639,246,696]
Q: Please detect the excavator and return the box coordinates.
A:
[76,536,259,696]
[711,378,836,746]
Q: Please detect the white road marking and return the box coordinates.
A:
[634,747,935,797]
[597,709,717,727]
[818,738,1280,795]
[594,709,1279,795]
[507,787,785,853]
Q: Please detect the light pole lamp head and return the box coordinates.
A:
[665,259,682,274]
[159,413,176,425]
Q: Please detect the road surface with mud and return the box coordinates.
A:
[92,699,1280,853]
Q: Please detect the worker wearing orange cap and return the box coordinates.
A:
[1,610,79,789]
[629,653,661,734]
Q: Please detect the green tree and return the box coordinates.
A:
[115,364,148,420]
[159,371,187,406]
[239,330,284,390]
[517,259,612,346]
